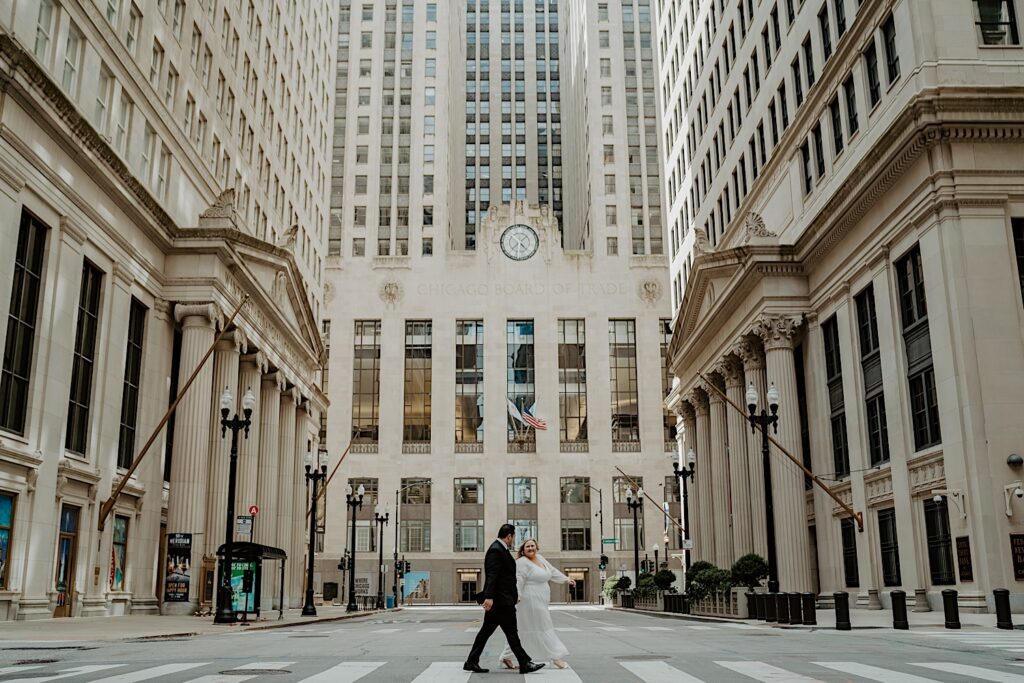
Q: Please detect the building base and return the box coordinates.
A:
[15,597,53,621]
[131,598,161,615]
[161,600,197,616]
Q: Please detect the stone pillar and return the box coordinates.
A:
[275,387,298,607]
[237,352,268,515]
[734,339,768,560]
[290,402,311,608]
[164,302,220,615]
[704,376,732,569]
[204,332,243,558]
[255,372,283,610]
[753,314,814,593]
[680,401,697,565]
[693,389,715,565]
[720,358,754,560]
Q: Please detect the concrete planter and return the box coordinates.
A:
[690,588,744,619]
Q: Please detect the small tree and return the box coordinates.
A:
[684,562,732,603]
[731,554,769,591]
[654,569,677,592]
[603,576,622,597]
[616,575,632,592]
[633,573,658,600]
[685,560,715,588]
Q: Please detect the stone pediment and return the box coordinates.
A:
[676,253,744,342]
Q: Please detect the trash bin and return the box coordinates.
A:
[386,595,396,609]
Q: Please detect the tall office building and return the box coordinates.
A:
[324,0,674,604]
[0,0,332,619]
[663,0,1024,611]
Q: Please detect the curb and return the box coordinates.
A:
[243,608,392,632]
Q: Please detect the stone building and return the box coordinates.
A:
[661,0,1024,610]
[0,0,332,619]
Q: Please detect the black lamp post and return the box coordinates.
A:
[747,381,781,594]
[302,448,328,616]
[625,487,643,581]
[373,504,390,610]
[345,484,365,612]
[653,545,659,574]
[671,448,696,571]
[214,385,256,624]
[393,480,431,607]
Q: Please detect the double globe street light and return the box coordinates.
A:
[345,484,365,612]
[215,386,256,625]
[302,448,328,617]
[373,504,390,610]
[747,381,781,597]
[624,487,643,581]
[669,448,696,570]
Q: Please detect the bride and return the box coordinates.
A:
[499,539,576,670]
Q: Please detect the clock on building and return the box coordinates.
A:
[500,224,539,261]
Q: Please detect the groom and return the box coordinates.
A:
[464,524,545,674]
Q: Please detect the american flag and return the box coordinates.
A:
[522,404,547,431]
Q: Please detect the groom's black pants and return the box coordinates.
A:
[466,604,531,667]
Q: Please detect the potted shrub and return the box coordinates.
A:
[731,554,769,617]
[654,569,677,592]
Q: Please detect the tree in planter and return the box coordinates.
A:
[654,569,677,592]
[603,576,622,597]
[685,560,716,590]
[615,575,632,592]
[633,573,658,600]
[731,554,769,591]
[685,562,732,604]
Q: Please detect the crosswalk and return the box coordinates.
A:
[914,631,1024,654]
[5,659,1024,682]
[291,622,769,637]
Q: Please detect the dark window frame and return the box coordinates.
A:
[923,497,955,585]
[117,299,147,469]
[840,516,859,588]
[878,507,902,587]
[65,261,104,456]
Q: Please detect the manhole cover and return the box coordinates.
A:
[614,655,670,661]
[219,670,290,676]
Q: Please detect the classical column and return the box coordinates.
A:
[237,351,268,514]
[719,358,754,560]
[734,338,768,560]
[693,389,715,565]
[753,314,814,593]
[290,402,311,608]
[255,371,283,610]
[275,386,299,606]
[704,375,732,568]
[204,331,244,557]
[164,303,220,614]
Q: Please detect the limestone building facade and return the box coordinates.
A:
[661,0,1024,610]
[0,0,332,619]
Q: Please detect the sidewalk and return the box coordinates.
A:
[612,606,1009,630]
[0,606,389,642]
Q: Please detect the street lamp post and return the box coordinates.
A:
[302,448,328,616]
[653,544,659,574]
[747,381,781,595]
[373,504,390,610]
[671,448,696,570]
[345,484,365,612]
[625,488,643,581]
[214,386,256,624]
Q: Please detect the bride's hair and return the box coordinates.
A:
[515,538,539,559]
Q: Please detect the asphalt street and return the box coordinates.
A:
[2,606,1024,682]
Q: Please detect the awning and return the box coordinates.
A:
[215,542,287,561]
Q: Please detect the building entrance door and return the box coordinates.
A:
[54,505,80,617]
[459,569,480,603]
[566,569,587,602]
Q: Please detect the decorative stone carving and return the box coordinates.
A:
[26,467,39,494]
[271,271,289,307]
[638,279,663,306]
[230,328,249,354]
[693,226,713,254]
[379,280,403,308]
[732,338,764,371]
[751,314,804,351]
[323,280,335,304]
[909,454,946,495]
[713,357,744,388]
[277,224,299,250]
[743,212,777,243]
[199,189,236,219]
[242,350,269,374]
[173,302,223,329]
[153,298,171,321]
[866,473,895,506]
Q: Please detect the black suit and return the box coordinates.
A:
[466,539,531,667]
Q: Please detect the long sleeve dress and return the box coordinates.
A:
[499,555,571,663]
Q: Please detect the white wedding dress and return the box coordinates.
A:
[499,555,571,664]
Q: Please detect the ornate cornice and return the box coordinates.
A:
[751,314,804,351]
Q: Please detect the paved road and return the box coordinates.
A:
[2,606,1024,681]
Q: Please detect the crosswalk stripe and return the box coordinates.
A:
[89,663,209,682]
[411,662,472,682]
[186,661,294,683]
[815,662,938,682]
[419,627,443,632]
[716,661,824,682]
[620,661,705,682]
[641,626,673,631]
[555,627,581,632]
[531,665,584,680]
[684,625,718,631]
[464,626,478,632]
[598,626,626,631]
[5,665,124,683]
[720,624,765,630]
[371,628,401,634]
[299,661,386,683]
[0,667,42,676]
[913,662,1024,682]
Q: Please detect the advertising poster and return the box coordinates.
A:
[403,571,430,600]
[230,561,258,614]
[164,533,192,602]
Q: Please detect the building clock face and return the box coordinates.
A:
[500,224,539,261]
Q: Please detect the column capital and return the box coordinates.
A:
[675,399,696,421]
[174,302,223,328]
[712,357,744,389]
[700,376,725,405]
[241,350,269,374]
[751,313,804,351]
[688,388,710,416]
[263,371,287,393]
[731,338,765,371]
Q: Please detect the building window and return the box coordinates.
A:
[117,299,147,469]
[455,478,483,505]
[800,141,813,194]
[829,97,844,156]
[896,246,941,450]
[111,515,128,591]
[865,43,881,107]
[355,519,376,552]
[62,26,83,94]
[66,262,104,456]
[455,320,484,444]
[508,477,537,505]
[560,477,591,504]
[855,286,890,466]
[507,320,537,444]
[351,320,381,443]
[975,0,1021,45]
[840,517,859,588]
[402,321,431,443]
[819,6,832,60]
[561,519,591,551]
[660,320,676,444]
[34,0,56,61]
[557,319,587,444]
[822,316,850,479]
[455,518,485,552]
[924,498,955,585]
[882,15,900,83]
[843,75,859,135]
[812,123,825,178]
[1013,218,1024,307]
[0,492,13,589]
[400,520,431,552]
[614,517,644,551]
[802,36,816,88]
[878,507,902,587]
[791,58,804,106]
[609,320,639,444]
[0,212,48,435]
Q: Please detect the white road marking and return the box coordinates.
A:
[683,625,718,631]
[411,662,472,682]
[0,667,42,676]
[370,628,401,634]
[716,661,824,682]
[528,665,584,680]
[464,626,478,632]
[815,662,939,682]
[640,626,673,631]
[720,623,766,630]
[554,627,581,632]
[300,661,386,682]
[620,661,706,682]
[913,662,1024,682]
[5,665,124,683]
[598,626,626,631]
[186,660,295,683]
[89,663,209,682]
[418,627,443,632]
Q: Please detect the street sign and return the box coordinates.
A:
[682,539,694,550]
[601,538,617,544]
[236,515,253,538]
[248,504,259,516]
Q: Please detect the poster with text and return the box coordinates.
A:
[164,533,192,602]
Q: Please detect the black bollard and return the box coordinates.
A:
[755,592,765,620]
[776,592,790,624]
[995,589,1013,630]
[891,590,909,629]
[942,589,961,630]
[802,593,817,625]
[746,591,756,619]
[833,591,851,631]
[765,591,778,622]
[789,593,803,625]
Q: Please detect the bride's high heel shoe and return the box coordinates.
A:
[501,658,515,670]
[553,660,568,669]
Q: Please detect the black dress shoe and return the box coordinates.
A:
[463,663,489,673]
[519,662,546,674]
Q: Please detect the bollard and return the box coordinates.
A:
[755,592,766,620]
[746,591,756,619]
[765,591,778,622]
[776,592,790,624]
[802,593,817,626]
[890,590,909,629]
[789,592,803,625]
[833,591,852,631]
[942,589,961,630]
[995,589,1013,630]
